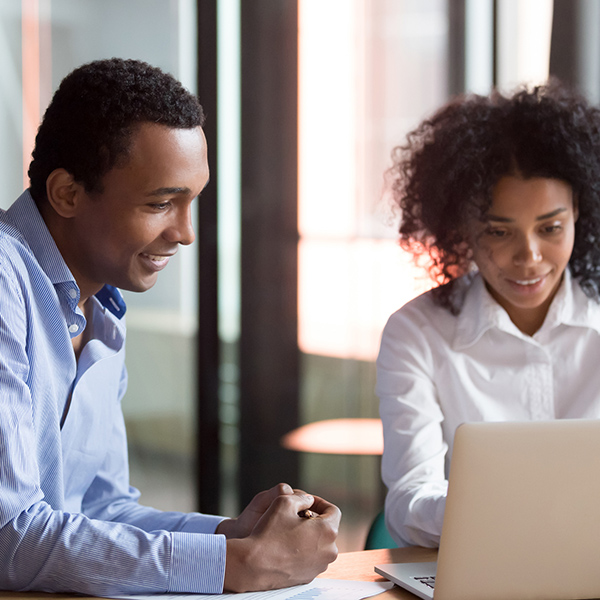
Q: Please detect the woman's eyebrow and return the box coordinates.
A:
[486,207,567,222]
[486,214,513,223]
[535,207,567,220]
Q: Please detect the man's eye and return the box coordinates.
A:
[150,202,171,210]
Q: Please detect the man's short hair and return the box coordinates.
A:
[28,58,205,202]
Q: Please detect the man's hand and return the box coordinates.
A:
[220,484,341,593]
[215,483,295,539]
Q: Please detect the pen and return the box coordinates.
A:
[298,509,318,519]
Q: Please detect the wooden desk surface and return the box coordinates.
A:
[319,546,437,599]
[320,546,436,582]
[0,546,437,600]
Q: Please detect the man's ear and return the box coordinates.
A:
[45,168,85,218]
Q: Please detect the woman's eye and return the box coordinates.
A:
[485,228,507,238]
[542,223,563,234]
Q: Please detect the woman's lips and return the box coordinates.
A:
[506,273,548,294]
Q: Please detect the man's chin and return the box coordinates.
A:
[118,275,159,294]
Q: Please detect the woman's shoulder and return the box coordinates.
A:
[386,272,477,327]
[380,275,480,361]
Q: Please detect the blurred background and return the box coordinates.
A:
[1,0,599,551]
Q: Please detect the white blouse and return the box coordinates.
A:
[376,269,600,547]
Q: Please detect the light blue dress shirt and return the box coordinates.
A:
[0,191,226,595]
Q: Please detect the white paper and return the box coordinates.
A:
[110,578,392,600]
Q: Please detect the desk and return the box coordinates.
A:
[319,546,437,599]
[0,546,437,600]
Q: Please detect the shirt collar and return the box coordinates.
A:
[453,269,600,350]
[549,269,600,333]
[453,273,504,350]
[7,190,127,320]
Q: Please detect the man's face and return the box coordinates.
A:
[69,123,209,296]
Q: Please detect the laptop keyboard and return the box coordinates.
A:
[414,575,436,589]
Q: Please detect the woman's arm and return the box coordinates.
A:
[377,304,448,547]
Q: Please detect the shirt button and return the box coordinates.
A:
[68,324,79,334]
[69,288,78,299]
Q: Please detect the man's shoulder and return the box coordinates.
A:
[0,213,34,257]
[0,219,29,266]
[0,214,46,298]
[0,197,34,246]
[0,207,22,239]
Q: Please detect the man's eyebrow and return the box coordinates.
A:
[146,187,191,197]
[146,180,210,197]
[486,207,567,222]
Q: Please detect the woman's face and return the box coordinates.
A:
[468,175,577,335]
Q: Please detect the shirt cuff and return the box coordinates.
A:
[179,513,227,534]
[169,531,226,593]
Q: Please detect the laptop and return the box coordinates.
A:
[375,419,600,600]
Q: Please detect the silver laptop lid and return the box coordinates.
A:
[435,419,600,600]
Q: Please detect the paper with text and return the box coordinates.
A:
[110,578,392,600]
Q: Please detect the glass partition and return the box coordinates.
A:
[297,0,450,549]
[1,0,200,513]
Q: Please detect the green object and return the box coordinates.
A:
[364,510,398,550]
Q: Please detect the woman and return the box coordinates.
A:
[377,81,600,548]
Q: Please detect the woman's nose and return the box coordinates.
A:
[513,235,542,266]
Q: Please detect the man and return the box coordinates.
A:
[0,58,340,595]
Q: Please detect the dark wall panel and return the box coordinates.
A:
[196,0,220,515]
[239,0,300,507]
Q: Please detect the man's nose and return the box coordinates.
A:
[165,206,196,245]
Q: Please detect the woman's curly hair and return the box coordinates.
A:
[28,58,205,202]
[389,80,600,312]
